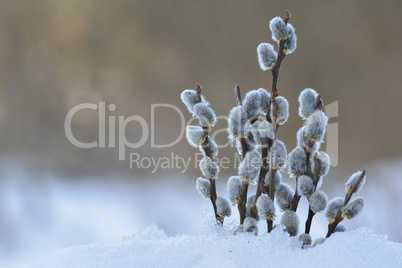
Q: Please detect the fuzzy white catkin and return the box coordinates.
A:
[246,127,258,148]
[180,89,208,114]
[345,171,366,194]
[283,23,297,54]
[271,140,287,169]
[269,16,290,42]
[296,126,321,151]
[298,175,315,197]
[341,198,364,219]
[264,170,282,190]
[196,177,211,198]
[335,225,346,232]
[298,233,312,246]
[272,96,289,125]
[193,103,217,127]
[247,194,256,207]
[281,210,299,236]
[288,147,307,176]
[312,152,330,177]
[256,195,275,220]
[235,137,255,156]
[199,157,219,179]
[228,106,248,140]
[326,197,344,223]
[298,88,318,119]
[309,190,328,213]
[258,121,274,140]
[257,43,277,71]
[243,217,258,235]
[199,137,218,157]
[276,183,293,211]
[313,237,326,247]
[305,110,328,143]
[238,150,262,183]
[250,121,261,145]
[258,88,271,113]
[227,176,243,205]
[216,196,231,218]
[243,90,262,119]
[186,125,206,147]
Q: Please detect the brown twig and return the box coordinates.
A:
[326,170,366,237]
[290,176,301,212]
[234,85,250,225]
[196,83,222,225]
[270,10,291,97]
[250,138,272,219]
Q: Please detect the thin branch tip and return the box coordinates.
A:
[196,82,202,102]
[284,10,291,24]
[235,84,242,106]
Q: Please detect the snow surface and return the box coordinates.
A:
[30,223,402,268]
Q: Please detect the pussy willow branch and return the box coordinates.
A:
[235,85,250,225]
[304,154,321,233]
[326,170,366,238]
[265,10,291,233]
[196,83,223,224]
[250,138,272,219]
[303,97,324,233]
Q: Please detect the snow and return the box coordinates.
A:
[30,223,402,268]
[1,158,402,267]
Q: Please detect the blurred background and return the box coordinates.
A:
[0,0,402,267]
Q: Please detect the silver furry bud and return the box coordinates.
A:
[326,197,344,223]
[298,233,312,247]
[269,16,290,42]
[227,176,243,205]
[243,217,258,235]
[256,195,275,220]
[281,210,299,236]
[298,88,318,119]
[258,88,271,113]
[199,157,219,179]
[193,103,217,127]
[313,237,326,247]
[276,183,293,211]
[186,125,206,147]
[309,190,328,213]
[180,89,209,114]
[297,126,321,151]
[257,43,277,71]
[272,96,289,125]
[196,177,211,198]
[271,140,287,169]
[288,147,307,176]
[264,170,282,190]
[216,196,232,218]
[228,106,248,140]
[312,152,330,177]
[341,198,364,219]
[305,110,328,143]
[345,171,366,194]
[243,90,262,118]
[298,175,315,197]
[258,121,274,140]
[199,137,218,157]
[247,194,256,208]
[238,150,262,184]
[283,24,297,55]
[335,225,346,233]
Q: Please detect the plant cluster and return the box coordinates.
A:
[180,10,366,245]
